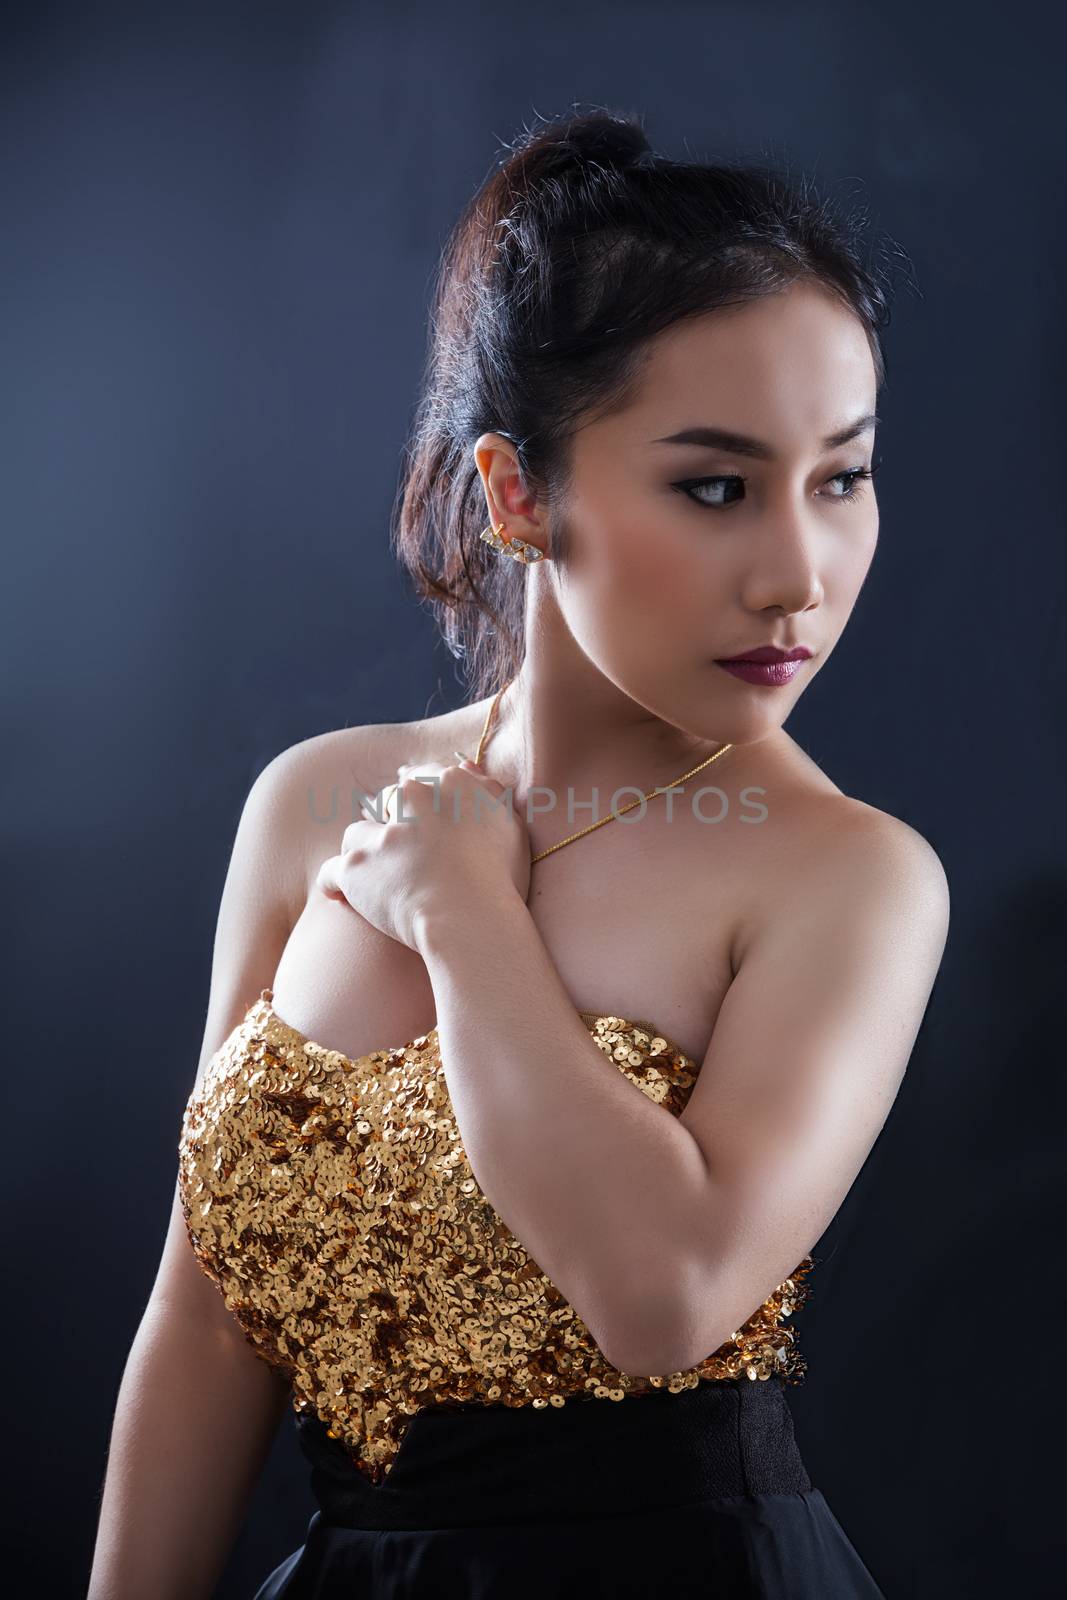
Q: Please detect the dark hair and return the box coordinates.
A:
[391,105,905,703]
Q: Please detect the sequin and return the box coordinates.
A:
[177,988,814,1485]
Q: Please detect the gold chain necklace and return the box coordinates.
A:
[472,676,734,863]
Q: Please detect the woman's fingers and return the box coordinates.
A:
[341,814,372,851]
[315,852,344,901]
[317,844,367,903]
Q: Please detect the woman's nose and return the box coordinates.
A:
[739,542,824,617]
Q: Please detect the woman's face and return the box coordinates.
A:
[555,278,880,748]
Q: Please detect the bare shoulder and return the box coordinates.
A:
[271,699,494,792]
[814,795,949,897]
[732,774,950,976]
[260,701,494,892]
[794,794,951,955]
[258,720,401,800]
[759,726,948,892]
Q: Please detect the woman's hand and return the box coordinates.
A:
[315,755,531,950]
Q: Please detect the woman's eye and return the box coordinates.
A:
[822,467,877,499]
[675,476,745,509]
[673,463,880,510]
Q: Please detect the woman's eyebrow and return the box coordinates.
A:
[648,413,879,459]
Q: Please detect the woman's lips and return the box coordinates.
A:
[714,657,806,686]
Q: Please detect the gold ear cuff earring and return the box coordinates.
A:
[479,520,546,564]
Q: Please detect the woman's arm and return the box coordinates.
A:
[412,805,949,1378]
[670,808,950,1371]
[412,891,713,1375]
[88,1214,293,1600]
[88,740,318,1600]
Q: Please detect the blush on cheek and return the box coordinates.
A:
[579,508,696,625]
[600,513,655,576]
[622,532,693,607]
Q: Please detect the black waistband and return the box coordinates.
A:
[295,1377,812,1531]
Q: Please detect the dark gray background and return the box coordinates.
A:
[4,2,1063,1595]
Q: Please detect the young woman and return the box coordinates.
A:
[90,109,949,1598]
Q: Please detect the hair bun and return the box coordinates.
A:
[503,108,658,185]
[555,110,655,172]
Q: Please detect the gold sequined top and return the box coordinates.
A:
[178,988,814,1484]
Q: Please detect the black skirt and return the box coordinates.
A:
[252,1376,884,1598]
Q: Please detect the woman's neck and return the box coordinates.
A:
[478,660,733,828]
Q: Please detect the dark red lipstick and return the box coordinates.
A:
[714,643,813,686]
